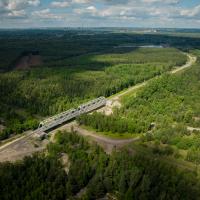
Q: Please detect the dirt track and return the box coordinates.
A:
[187,126,200,132]
[171,54,196,74]
[52,121,139,154]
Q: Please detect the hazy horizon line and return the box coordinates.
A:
[0,27,200,30]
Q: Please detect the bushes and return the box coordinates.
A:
[48,131,109,198]
[0,131,108,200]
[152,144,174,156]
[121,61,200,131]
[0,129,10,140]
[186,149,200,164]
[0,119,38,141]
[77,112,147,134]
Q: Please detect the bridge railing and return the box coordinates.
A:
[38,97,106,133]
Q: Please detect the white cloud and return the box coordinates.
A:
[142,0,179,4]
[74,5,98,16]
[28,0,40,6]
[7,9,26,17]
[0,0,200,28]
[5,0,22,10]
[72,0,90,4]
[51,1,69,8]
[32,8,63,19]
[3,0,40,11]
[180,5,200,17]
[87,6,96,11]
[0,0,40,20]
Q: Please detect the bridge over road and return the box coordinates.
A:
[35,96,106,137]
[0,53,197,161]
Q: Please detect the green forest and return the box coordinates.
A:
[0,131,199,200]
[0,29,199,71]
[0,47,186,140]
[77,50,200,165]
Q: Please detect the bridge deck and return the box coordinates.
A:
[36,97,106,137]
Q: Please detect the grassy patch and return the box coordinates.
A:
[80,124,140,139]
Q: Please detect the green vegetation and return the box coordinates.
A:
[79,63,200,136]
[0,29,199,71]
[0,131,108,200]
[81,124,139,139]
[80,50,200,165]
[0,47,186,139]
[78,112,145,134]
[0,155,67,200]
[0,131,200,200]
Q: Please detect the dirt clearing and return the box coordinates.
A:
[0,135,48,162]
[13,51,43,70]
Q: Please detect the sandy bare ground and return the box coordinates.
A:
[187,126,200,132]
[0,135,48,162]
[0,131,32,152]
[60,153,70,174]
[14,54,43,70]
[171,54,197,74]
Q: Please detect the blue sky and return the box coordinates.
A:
[0,0,200,28]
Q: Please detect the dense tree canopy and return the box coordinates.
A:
[0,131,200,200]
[77,50,200,164]
[0,47,186,139]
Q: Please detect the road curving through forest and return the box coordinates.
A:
[98,53,197,116]
[50,121,140,154]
